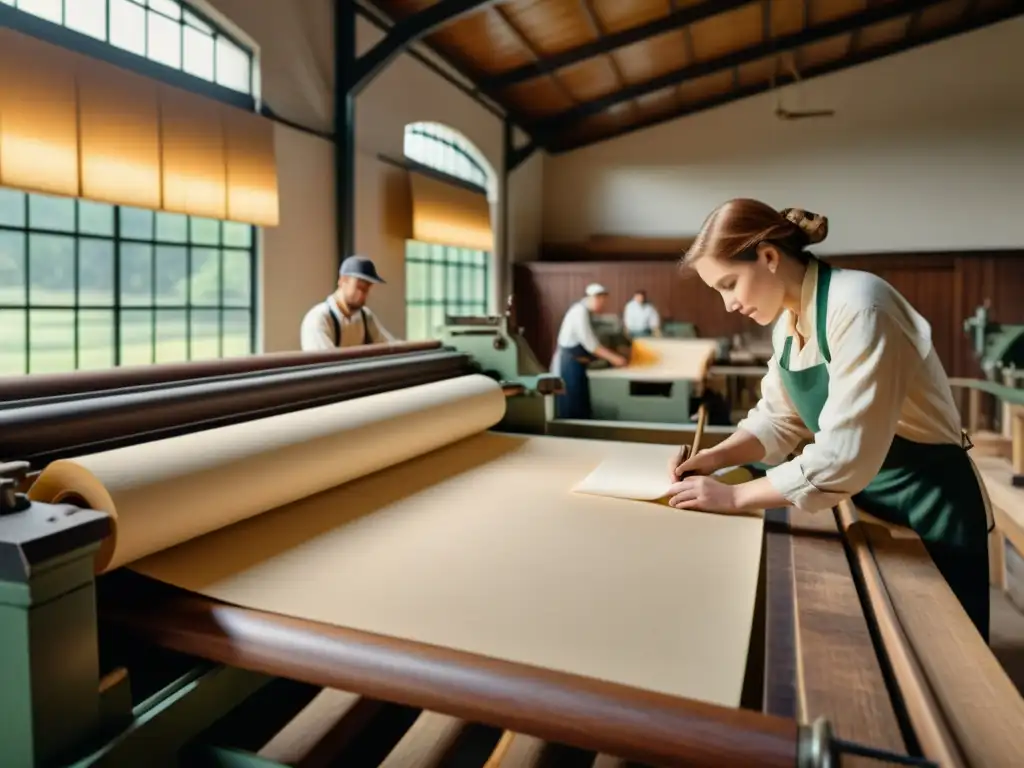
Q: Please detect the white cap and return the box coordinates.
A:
[585,283,608,297]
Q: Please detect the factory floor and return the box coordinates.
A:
[990,587,1024,693]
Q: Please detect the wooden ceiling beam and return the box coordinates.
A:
[577,0,638,117]
[530,0,948,138]
[490,4,580,106]
[351,0,500,94]
[476,0,755,91]
[548,3,1024,154]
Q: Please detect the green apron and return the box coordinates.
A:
[777,260,991,642]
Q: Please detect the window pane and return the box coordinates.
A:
[120,244,153,306]
[78,309,115,370]
[184,9,213,33]
[406,305,427,341]
[190,308,219,359]
[65,0,107,40]
[406,260,426,302]
[147,0,181,19]
[223,221,252,248]
[222,249,250,307]
[120,207,154,239]
[222,309,250,357]
[79,240,115,306]
[155,309,187,362]
[429,305,445,337]
[191,217,220,245]
[0,232,26,306]
[0,188,25,226]
[446,263,459,300]
[120,309,153,365]
[183,26,214,80]
[29,194,74,232]
[156,212,188,243]
[29,234,75,306]
[79,200,115,236]
[110,0,147,56]
[461,264,475,303]
[190,248,220,304]
[0,309,26,375]
[215,36,250,93]
[29,309,75,373]
[155,246,187,305]
[17,0,61,23]
[430,259,445,302]
[147,9,181,68]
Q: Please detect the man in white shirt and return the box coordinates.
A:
[623,289,661,338]
[300,256,396,350]
[551,283,627,419]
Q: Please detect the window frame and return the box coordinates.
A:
[401,123,494,341]
[0,0,256,111]
[0,0,260,375]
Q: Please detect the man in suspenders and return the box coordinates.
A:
[300,256,396,349]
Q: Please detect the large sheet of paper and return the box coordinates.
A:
[572,444,754,502]
[588,337,719,382]
[29,375,765,708]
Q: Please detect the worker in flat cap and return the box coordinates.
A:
[300,255,396,350]
[550,283,628,419]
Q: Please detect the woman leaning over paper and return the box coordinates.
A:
[666,198,992,642]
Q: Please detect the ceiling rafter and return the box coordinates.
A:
[548,1,1023,153]
[528,0,950,138]
[477,0,755,91]
[365,0,1024,154]
[488,3,581,107]
[352,0,500,93]
[576,0,640,118]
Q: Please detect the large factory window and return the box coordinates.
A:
[0,0,254,96]
[403,122,494,341]
[0,0,258,375]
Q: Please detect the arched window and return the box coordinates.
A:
[403,122,495,341]
[0,0,257,375]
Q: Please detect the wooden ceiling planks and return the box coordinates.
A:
[365,0,1024,151]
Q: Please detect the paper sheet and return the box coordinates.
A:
[587,338,719,382]
[28,375,765,708]
[572,445,754,502]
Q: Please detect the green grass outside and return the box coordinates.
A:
[0,286,253,375]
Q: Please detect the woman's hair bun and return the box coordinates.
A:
[779,207,828,247]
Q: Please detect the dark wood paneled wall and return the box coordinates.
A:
[513,248,1024,380]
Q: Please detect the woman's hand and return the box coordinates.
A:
[666,475,738,513]
[667,447,720,481]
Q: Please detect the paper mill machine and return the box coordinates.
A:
[2,334,1024,768]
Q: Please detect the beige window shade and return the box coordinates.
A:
[0,29,79,198]
[0,26,278,226]
[409,170,493,252]
[79,62,162,209]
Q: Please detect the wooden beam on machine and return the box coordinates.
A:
[786,508,906,762]
[837,501,1024,768]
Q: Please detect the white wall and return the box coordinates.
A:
[542,18,1024,255]
[208,1,544,351]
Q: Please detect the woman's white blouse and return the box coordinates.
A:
[737,259,963,512]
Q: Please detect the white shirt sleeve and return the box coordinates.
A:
[365,309,396,343]
[300,307,335,351]
[648,306,661,330]
[574,305,600,353]
[765,307,924,511]
[735,353,813,464]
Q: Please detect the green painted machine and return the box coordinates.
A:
[586,315,696,424]
[963,303,1024,380]
[436,297,563,433]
